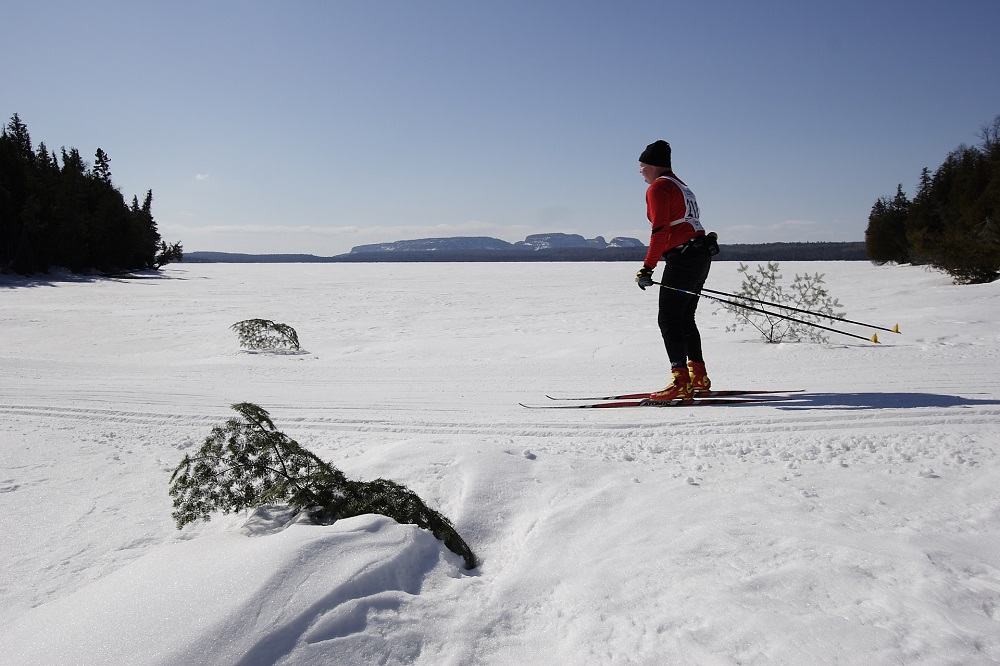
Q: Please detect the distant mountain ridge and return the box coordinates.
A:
[348,233,644,254]
[183,235,866,263]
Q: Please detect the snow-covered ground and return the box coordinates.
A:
[1,260,998,665]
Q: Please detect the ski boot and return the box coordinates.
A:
[649,366,694,403]
[688,361,711,393]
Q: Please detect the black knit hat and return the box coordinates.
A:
[639,140,671,168]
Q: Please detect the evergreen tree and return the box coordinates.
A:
[0,120,27,271]
[912,143,998,282]
[133,189,162,267]
[4,113,32,160]
[0,113,172,275]
[155,240,184,268]
[55,147,92,271]
[915,167,933,204]
[867,114,1000,283]
[93,148,112,183]
[865,185,910,264]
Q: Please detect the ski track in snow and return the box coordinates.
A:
[3,395,997,473]
[1,262,999,664]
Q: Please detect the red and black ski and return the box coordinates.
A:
[543,389,803,401]
[520,394,802,409]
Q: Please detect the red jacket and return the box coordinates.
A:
[643,173,706,269]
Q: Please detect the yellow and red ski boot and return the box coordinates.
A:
[649,366,694,403]
[688,361,711,393]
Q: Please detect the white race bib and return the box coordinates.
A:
[659,175,705,232]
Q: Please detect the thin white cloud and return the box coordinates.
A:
[163,221,534,239]
[195,174,210,181]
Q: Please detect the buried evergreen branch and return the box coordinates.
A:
[168,402,478,569]
[231,319,301,351]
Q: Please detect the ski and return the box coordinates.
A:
[520,395,799,409]
[544,389,804,401]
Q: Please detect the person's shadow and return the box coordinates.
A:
[770,392,1000,410]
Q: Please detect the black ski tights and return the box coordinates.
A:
[657,247,712,367]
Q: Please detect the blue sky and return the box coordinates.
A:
[5,1,999,255]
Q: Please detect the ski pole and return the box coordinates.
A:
[653,282,883,344]
[698,286,901,335]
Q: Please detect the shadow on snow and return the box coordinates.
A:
[774,392,1000,410]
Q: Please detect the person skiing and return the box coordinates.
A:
[634,140,716,402]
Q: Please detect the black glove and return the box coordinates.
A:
[705,231,720,256]
[635,265,654,290]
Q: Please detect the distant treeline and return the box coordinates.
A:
[0,113,182,275]
[714,242,866,262]
[184,242,866,264]
[866,114,1000,284]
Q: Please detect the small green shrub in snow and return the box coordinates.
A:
[722,262,845,344]
[168,402,478,569]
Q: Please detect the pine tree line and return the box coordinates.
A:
[866,114,1000,283]
[0,113,182,275]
